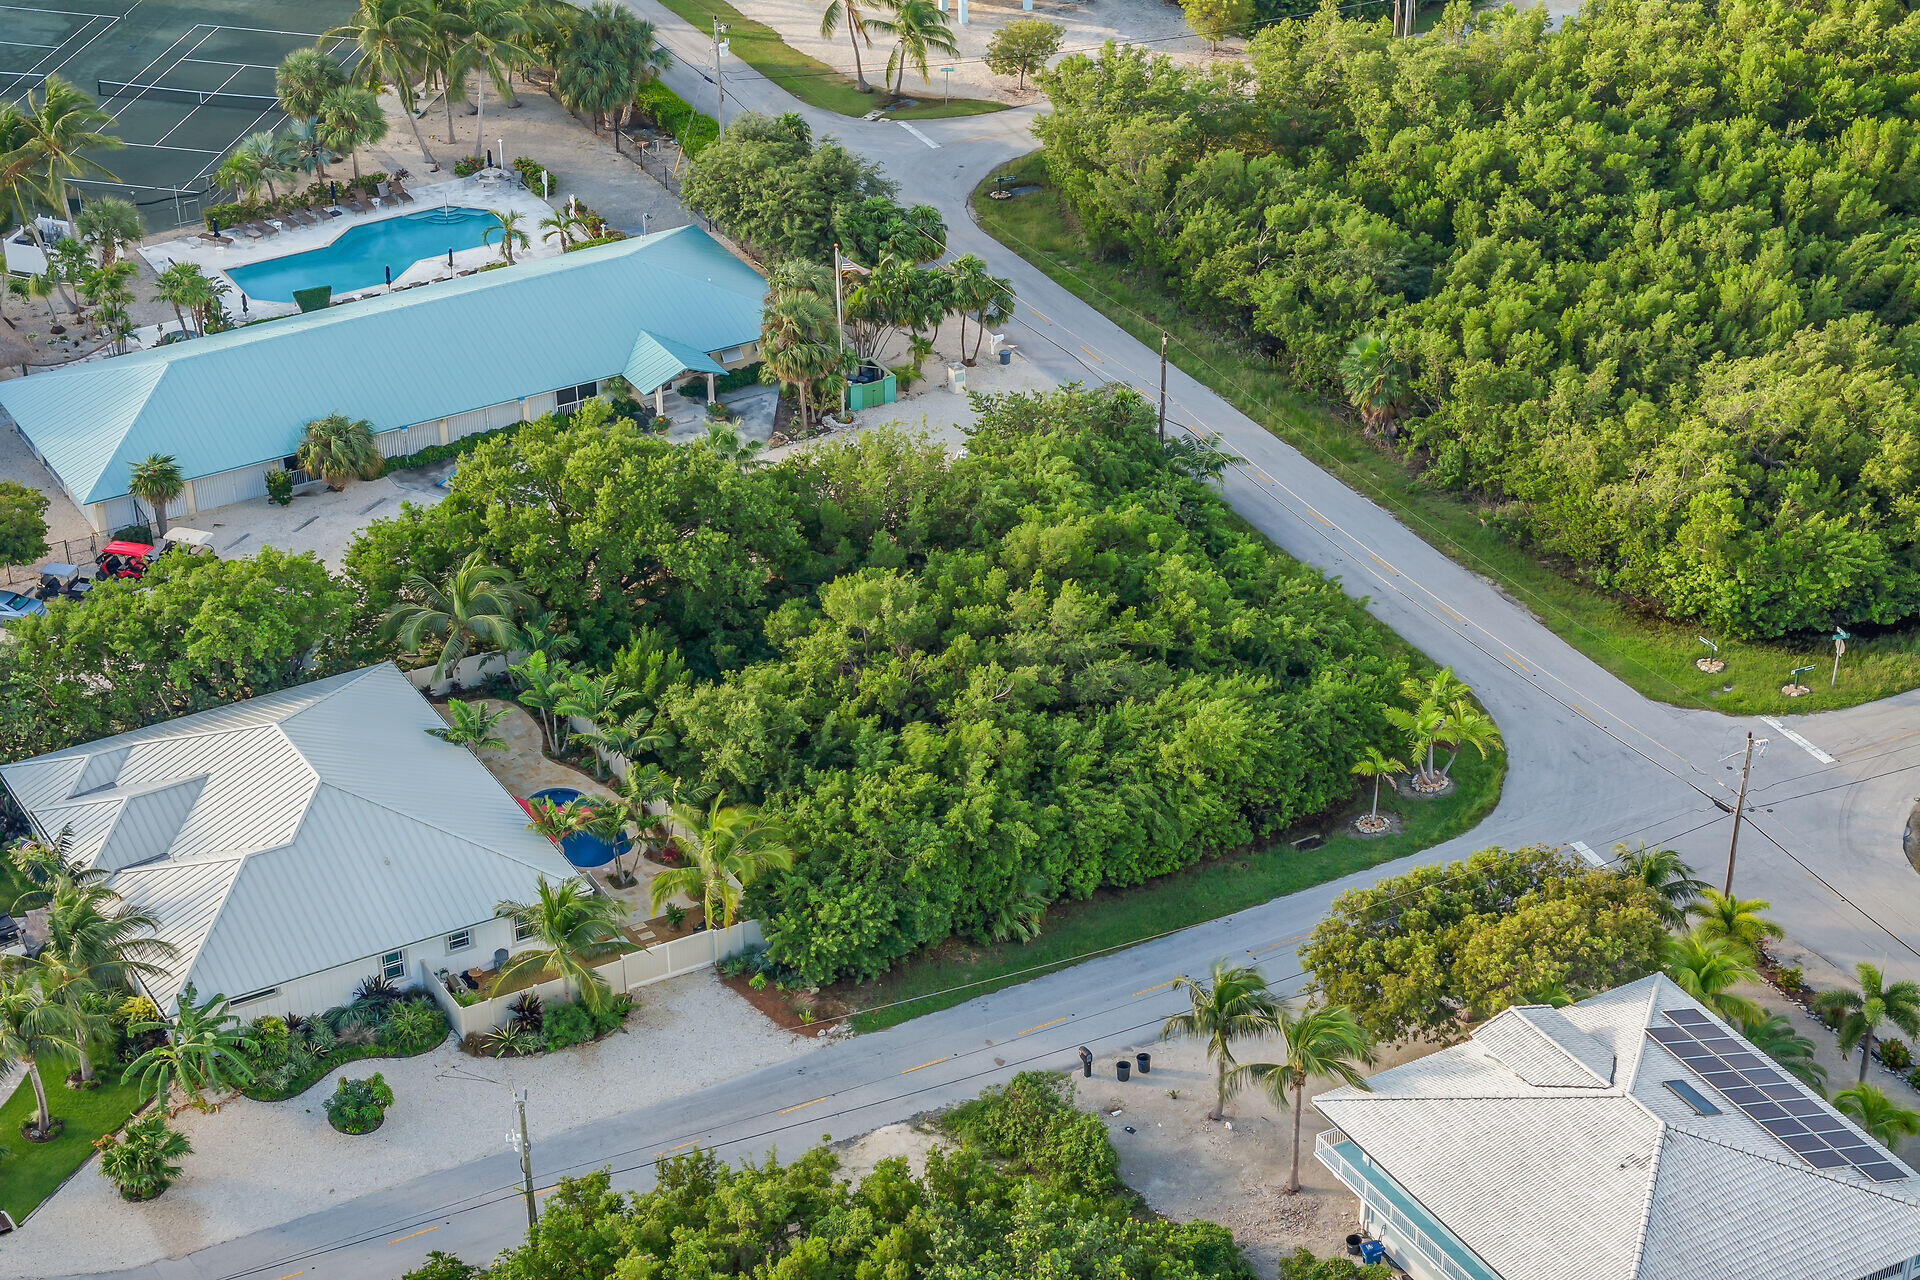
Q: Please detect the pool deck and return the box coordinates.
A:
[433,695,695,934]
[139,173,559,320]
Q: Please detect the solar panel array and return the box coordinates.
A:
[1646,1007,1909,1183]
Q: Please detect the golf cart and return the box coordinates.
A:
[93,527,215,580]
[31,562,95,602]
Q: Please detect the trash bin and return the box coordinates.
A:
[1116,1059,1131,1082]
[1360,1241,1387,1265]
[1135,1052,1151,1074]
[999,346,1014,365]
[1345,1235,1363,1256]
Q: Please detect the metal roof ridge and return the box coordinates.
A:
[19,669,370,764]
[1485,1004,1614,1084]
[125,855,248,1010]
[1623,1120,1672,1280]
[296,779,570,880]
[1656,1120,1920,1204]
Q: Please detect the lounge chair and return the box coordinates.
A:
[240,222,265,239]
[346,194,370,213]
[392,184,415,205]
[259,219,282,237]
[287,210,317,227]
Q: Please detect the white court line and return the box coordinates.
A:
[894,120,939,149]
[0,40,62,49]
[2,12,110,96]
[152,62,252,146]
[1760,717,1836,765]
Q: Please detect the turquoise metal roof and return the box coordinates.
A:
[0,226,765,504]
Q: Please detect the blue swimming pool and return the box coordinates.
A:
[527,786,632,870]
[225,207,501,302]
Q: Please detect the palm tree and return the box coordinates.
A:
[1382,700,1448,788]
[553,671,633,750]
[282,119,331,182]
[1741,1013,1827,1093]
[429,0,481,148]
[317,85,389,181]
[759,259,842,431]
[7,826,93,910]
[37,877,176,1083]
[1662,931,1763,1026]
[0,971,78,1137]
[1617,842,1706,927]
[524,795,590,845]
[96,1113,193,1199]
[74,197,141,268]
[1160,960,1280,1121]
[947,253,1013,365]
[127,453,184,536]
[153,262,210,336]
[539,209,579,248]
[1834,1084,1920,1149]
[821,0,882,93]
[872,0,959,98]
[381,550,534,685]
[463,0,531,163]
[495,878,627,1010]
[1349,746,1405,823]
[485,207,529,264]
[12,77,122,313]
[215,143,265,201]
[296,412,383,489]
[325,0,442,170]
[1686,889,1784,960]
[1814,962,1920,1086]
[510,649,574,753]
[276,48,348,129]
[231,132,289,199]
[648,795,797,930]
[122,984,254,1106]
[1438,703,1500,778]
[430,698,511,751]
[1232,1001,1375,1193]
[1338,332,1407,438]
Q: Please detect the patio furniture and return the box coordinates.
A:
[241,222,264,239]
[346,194,370,213]
[0,914,17,945]
[462,968,484,990]
[491,948,509,969]
[391,184,415,204]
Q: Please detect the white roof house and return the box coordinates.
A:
[1315,974,1920,1280]
[0,663,579,1013]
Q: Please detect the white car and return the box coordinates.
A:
[0,589,48,622]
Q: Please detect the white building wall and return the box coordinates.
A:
[186,462,270,513]
[214,914,528,1022]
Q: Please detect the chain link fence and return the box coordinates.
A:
[2,533,107,589]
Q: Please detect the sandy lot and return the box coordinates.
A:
[0,971,820,1278]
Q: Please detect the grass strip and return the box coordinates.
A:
[970,150,1920,717]
[0,1073,143,1222]
[652,0,1007,120]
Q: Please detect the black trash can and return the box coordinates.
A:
[1345,1234,1363,1257]
[1116,1059,1131,1082]
[998,347,1013,365]
[1135,1052,1151,1074]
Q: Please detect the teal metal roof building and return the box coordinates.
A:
[0,226,765,530]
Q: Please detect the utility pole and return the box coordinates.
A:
[1723,732,1754,896]
[833,242,847,420]
[514,1090,537,1230]
[1157,332,1168,446]
[712,19,727,127]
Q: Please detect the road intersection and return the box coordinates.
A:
[59,22,1920,1280]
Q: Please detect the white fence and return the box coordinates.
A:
[424,918,765,1039]
[404,651,514,698]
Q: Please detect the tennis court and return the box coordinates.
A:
[2,0,356,228]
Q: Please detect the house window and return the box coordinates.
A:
[231,986,280,1007]
[513,915,535,942]
[719,347,743,364]
[446,929,473,953]
[555,381,598,410]
[381,949,406,981]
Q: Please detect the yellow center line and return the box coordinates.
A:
[1503,650,1533,674]
[1311,510,1333,526]
[653,1139,699,1158]
[901,1057,947,1074]
[272,1272,306,1280]
[386,1226,439,1246]
[778,1096,828,1115]
[1438,602,1464,623]
[1078,343,1103,362]
[1019,1016,1068,1036]
[1367,552,1396,575]
[1024,305,1051,325]
[535,1185,558,1197]
[1132,980,1175,997]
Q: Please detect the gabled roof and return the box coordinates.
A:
[0,226,765,504]
[0,664,579,1010]
[1315,976,1920,1280]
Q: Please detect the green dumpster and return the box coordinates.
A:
[847,370,897,411]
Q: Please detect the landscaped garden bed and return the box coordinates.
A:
[0,1074,144,1224]
[239,981,450,1103]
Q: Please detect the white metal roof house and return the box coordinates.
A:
[1315,974,1920,1280]
[0,226,765,532]
[0,663,581,1019]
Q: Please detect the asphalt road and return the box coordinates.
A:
[61,23,1920,1280]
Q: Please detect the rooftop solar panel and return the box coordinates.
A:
[1860,1162,1909,1183]
[1720,1086,1767,1107]
[1806,1148,1851,1169]
[1665,1008,1715,1029]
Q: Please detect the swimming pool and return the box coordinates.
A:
[527,786,632,870]
[226,207,501,302]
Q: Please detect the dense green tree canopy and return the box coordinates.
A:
[1035,0,1920,637]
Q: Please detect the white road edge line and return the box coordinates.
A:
[1760,716,1836,764]
[894,120,940,149]
[1567,840,1605,868]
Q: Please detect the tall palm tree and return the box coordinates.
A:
[484,207,529,264]
[127,453,184,536]
[495,878,627,1010]
[430,0,481,147]
[1438,703,1500,778]
[871,0,959,98]
[430,697,511,751]
[820,0,881,93]
[153,262,203,336]
[122,984,254,1106]
[318,85,389,181]
[36,877,176,1083]
[1232,1001,1375,1193]
[510,648,574,753]
[1617,842,1706,927]
[11,77,121,314]
[1382,700,1448,788]
[7,826,96,911]
[325,0,441,170]
[296,412,383,489]
[1686,889,1784,960]
[1834,1084,1920,1150]
[214,148,264,201]
[1741,1013,1827,1093]
[648,795,797,930]
[381,550,534,685]
[759,259,842,430]
[1662,931,1763,1026]
[1814,962,1920,1086]
[0,971,78,1137]
[1160,960,1280,1121]
[1338,331,1406,437]
[231,132,290,199]
[539,209,579,248]
[74,197,141,268]
[1349,746,1405,822]
[463,0,531,162]
[946,252,1013,365]
[276,48,348,129]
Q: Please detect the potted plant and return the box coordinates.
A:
[95,1114,192,1201]
[325,1073,394,1135]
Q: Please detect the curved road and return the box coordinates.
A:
[59,23,1920,1280]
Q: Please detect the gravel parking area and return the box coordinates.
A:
[0,970,819,1277]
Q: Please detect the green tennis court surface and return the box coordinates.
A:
[2,0,356,228]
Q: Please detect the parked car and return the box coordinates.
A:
[0,589,48,622]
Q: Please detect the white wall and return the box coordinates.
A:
[187,462,271,513]
[215,914,527,1022]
